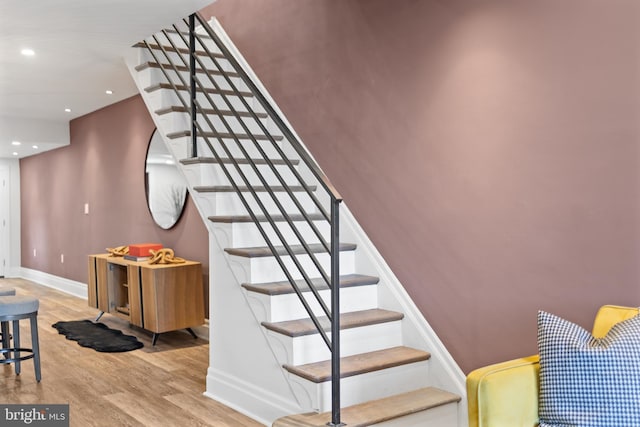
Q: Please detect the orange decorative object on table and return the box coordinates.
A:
[129,243,163,257]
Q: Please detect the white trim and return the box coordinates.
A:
[0,159,20,275]
[205,367,300,426]
[0,166,8,278]
[19,267,87,299]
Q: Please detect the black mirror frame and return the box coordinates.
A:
[144,128,188,230]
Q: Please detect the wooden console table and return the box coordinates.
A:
[88,254,205,345]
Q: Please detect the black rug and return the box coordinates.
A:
[52,320,144,352]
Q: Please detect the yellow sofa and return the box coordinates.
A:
[466,304,640,427]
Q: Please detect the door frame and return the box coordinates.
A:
[0,166,9,277]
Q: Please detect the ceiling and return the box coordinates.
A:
[0,0,213,159]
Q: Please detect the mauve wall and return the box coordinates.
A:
[20,96,210,314]
[201,0,640,373]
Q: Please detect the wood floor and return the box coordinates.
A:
[0,277,264,427]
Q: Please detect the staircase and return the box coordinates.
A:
[125,13,466,427]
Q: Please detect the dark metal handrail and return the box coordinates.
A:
[140,14,345,426]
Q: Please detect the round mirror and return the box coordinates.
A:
[145,129,188,229]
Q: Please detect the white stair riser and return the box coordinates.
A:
[158,28,223,56]
[266,320,403,366]
[166,136,192,160]
[155,112,273,142]
[287,360,431,412]
[245,284,377,323]
[229,250,355,286]
[184,162,300,188]
[197,115,277,140]
[138,66,248,94]
[153,111,188,136]
[200,137,285,160]
[211,220,330,248]
[146,87,256,117]
[169,136,284,161]
[153,110,270,137]
[194,189,319,217]
[139,48,234,74]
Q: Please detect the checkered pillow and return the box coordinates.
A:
[538,310,640,427]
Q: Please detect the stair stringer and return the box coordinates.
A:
[205,16,469,425]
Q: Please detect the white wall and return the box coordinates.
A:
[0,159,21,276]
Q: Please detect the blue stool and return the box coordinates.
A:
[0,296,41,382]
[0,287,16,350]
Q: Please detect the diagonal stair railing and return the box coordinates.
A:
[138,12,346,426]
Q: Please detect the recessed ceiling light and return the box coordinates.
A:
[12,152,18,156]
[32,145,38,149]
[21,48,35,56]
[64,108,71,113]
[11,141,21,146]
[105,90,113,95]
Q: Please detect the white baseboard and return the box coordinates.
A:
[19,267,88,299]
[205,367,300,426]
